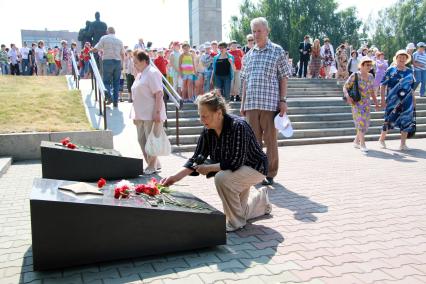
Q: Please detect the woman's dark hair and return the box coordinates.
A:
[218,41,228,48]
[196,91,227,115]
[133,50,150,63]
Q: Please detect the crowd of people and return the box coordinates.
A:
[0,40,84,77]
[1,16,425,232]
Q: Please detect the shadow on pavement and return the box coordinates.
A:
[106,107,125,135]
[266,183,328,223]
[366,149,417,162]
[387,147,426,160]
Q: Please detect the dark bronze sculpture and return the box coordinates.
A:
[88,12,107,46]
[78,21,92,48]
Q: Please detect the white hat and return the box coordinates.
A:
[406,42,415,50]
[203,41,211,48]
[274,114,293,138]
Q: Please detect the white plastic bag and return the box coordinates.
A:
[145,124,171,156]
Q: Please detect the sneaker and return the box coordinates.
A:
[225,222,243,233]
[261,177,274,186]
[353,142,360,149]
[399,144,410,151]
[378,140,387,149]
[105,99,112,105]
[235,95,241,102]
[263,188,272,215]
[360,146,369,153]
[113,102,118,108]
[144,168,157,175]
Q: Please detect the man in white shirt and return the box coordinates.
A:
[134,38,145,50]
[93,26,125,107]
[20,42,31,75]
[8,44,20,75]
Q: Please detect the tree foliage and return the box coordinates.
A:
[229,0,362,60]
[371,0,426,59]
[229,0,425,61]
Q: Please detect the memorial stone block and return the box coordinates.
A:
[30,178,226,270]
[40,141,143,182]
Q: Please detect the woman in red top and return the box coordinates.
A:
[228,40,244,101]
[153,48,168,77]
[79,42,91,78]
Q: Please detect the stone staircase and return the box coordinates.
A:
[164,79,426,152]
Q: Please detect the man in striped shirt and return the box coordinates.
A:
[413,42,426,97]
[240,17,292,186]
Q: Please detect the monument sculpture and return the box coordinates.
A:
[78,21,92,48]
[88,11,107,46]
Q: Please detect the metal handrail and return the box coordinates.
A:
[70,50,80,89]
[89,53,107,130]
[149,61,183,145]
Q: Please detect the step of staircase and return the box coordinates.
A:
[172,132,426,152]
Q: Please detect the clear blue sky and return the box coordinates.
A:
[0,0,396,48]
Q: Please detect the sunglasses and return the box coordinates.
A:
[248,39,254,42]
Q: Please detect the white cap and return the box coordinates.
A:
[274,114,293,138]
[406,43,416,50]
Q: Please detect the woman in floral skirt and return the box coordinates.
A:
[343,57,380,152]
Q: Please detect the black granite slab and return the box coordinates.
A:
[40,141,143,182]
[30,178,226,270]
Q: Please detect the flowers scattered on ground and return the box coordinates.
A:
[60,137,77,149]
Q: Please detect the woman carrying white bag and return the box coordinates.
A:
[130,50,170,175]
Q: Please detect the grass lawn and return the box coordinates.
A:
[0,76,92,133]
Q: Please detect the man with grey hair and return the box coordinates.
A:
[240,17,292,186]
[93,26,125,107]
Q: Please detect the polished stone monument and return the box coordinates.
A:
[30,178,226,270]
[40,141,143,182]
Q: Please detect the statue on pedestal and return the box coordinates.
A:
[88,12,107,46]
[78,21,92,48]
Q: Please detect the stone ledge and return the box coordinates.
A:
[0,130,113,161]
[0,157,12,177]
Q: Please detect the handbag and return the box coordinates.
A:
[347,73,361,102]
[145,124,171,156]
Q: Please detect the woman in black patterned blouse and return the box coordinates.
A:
[160,92,272,232]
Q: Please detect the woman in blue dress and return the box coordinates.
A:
[378,50,416,151]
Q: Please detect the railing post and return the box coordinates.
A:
[98,89,103,115]
[103,95,107,130]
[91,71,94,90]
[94,76,98,102]
[175,107,180,146]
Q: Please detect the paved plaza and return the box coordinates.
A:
[1,137,426,283]
[1,82,426,283]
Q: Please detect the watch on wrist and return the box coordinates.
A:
[280,97,287,103]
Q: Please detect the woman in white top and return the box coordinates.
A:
[35,40,48,76]
[320,38,335,79]
[131,50,167,174]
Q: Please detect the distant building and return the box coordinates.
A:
[188,0,222,47]
[21,29,80,49]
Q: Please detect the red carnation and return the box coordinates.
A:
[135,184,146,194]
[114,185,130,199]
[146,185,160,196]
[97,178,106,188]
[60,137,71,146]
[67,143,77,149]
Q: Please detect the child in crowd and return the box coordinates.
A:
[179,42,196,102]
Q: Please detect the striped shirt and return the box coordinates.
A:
[184,114,268,176]
[240,40,292,112]
[413,51,426,71]
[180,54,194,75]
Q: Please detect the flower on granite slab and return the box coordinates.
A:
[97,178,106,189]
[66,143,77,149]
[60,137,71,146]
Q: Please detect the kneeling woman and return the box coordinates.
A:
[160,92,271,232]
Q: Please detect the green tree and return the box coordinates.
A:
[228,0,362,61]
[371,0,426,60]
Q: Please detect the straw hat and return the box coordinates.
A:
[358,56,374,68]
[393,49,412,65]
